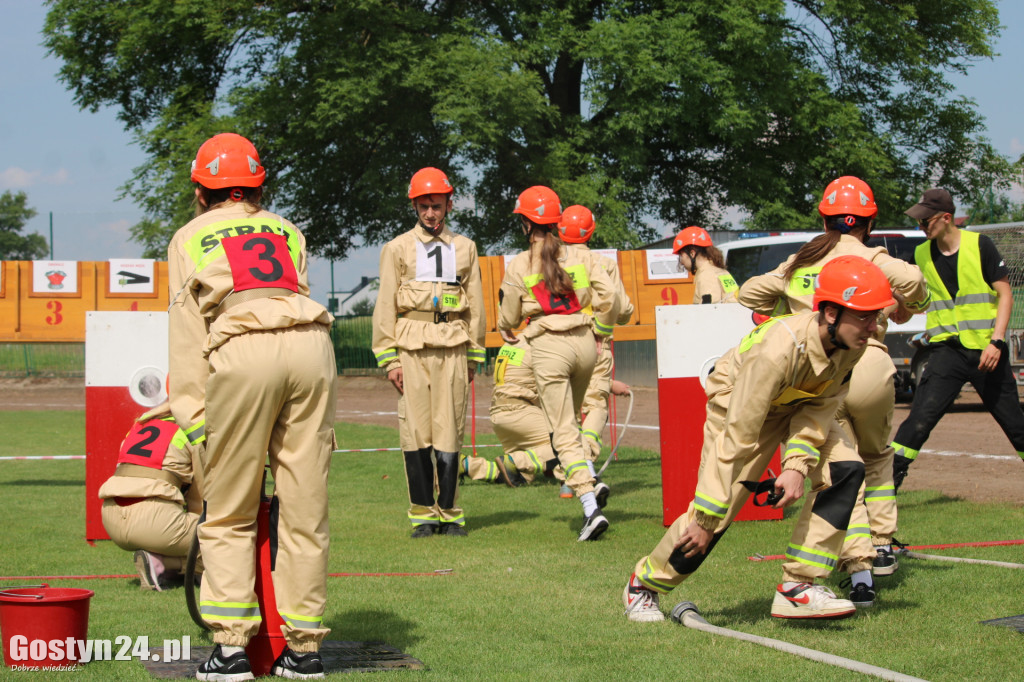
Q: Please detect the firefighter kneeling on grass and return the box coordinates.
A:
[98,402,203,591]
[623,255,895,621]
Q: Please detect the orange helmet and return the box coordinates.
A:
[818,176,878,218]
[408,167,453,199]
[191,133,266,189]
[671,226,712,253]
[813,255,895,311]
[513,186,562,224]
[558,205,595,243]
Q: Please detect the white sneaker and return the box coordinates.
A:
[623,574,665,622]
[771,582,855,619]
[594,481,610,509]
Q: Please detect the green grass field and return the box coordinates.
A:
[1,413,1022,680]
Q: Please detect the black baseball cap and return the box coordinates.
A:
[905,188,955,220]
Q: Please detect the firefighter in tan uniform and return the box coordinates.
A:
[551,205,634,501]
[371,167,486,538]
[738,176,929,608]
[498,186,620,541]
[672,226,739,304]
[168,133,337,680]
[99,402,203,591]
[623,256,895,622]
[460,342,559,486]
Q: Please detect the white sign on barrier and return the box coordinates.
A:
[655,303,754,385]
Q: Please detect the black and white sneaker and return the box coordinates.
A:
[872,546,899,576]
[134,549,166,591]
[196,645,254,681]
[594,481,610,509]
[271,648,325,679]
[840,577,876,608]
[577,511,609,541]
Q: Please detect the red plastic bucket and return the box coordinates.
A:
[0,585,94,669]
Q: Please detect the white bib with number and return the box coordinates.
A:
[415,241,457,282]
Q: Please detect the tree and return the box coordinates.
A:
[0,191,48,260]
[43,0,1014,259]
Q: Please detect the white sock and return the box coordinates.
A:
[586,460,597,477]
[876,544,891,553]
[581,492,598,516]
[220,645,244,656]
[780,581,806,591]
[851,569,873,587]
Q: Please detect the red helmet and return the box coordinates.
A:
[671,226,712,253]
[558,205,595,243]
[813,255,895,311]
[191,133,266,189]
[513,186,562,225]
[408,167,453,199]
[818,176,878,218]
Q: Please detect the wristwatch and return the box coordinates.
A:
[990,338,1008,352]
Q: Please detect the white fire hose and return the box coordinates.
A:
[670,602,929,682]
[596,390,635,478]
[898,549,1024,570]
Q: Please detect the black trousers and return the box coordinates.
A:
[892,342,1024,455]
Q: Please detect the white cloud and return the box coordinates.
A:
[0,166,70,189]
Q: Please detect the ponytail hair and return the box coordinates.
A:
[703,244,726,269]
[783,231,841,280]
[528,222,574,295]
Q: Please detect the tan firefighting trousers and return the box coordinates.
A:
[580,337,614,460]
[529,327,597,497]
[634,418,863,592]
[837,345,898,568]
[463,401,555,483]
[198,324,336,651]
[398,345,468,528]
[102,498,198,570]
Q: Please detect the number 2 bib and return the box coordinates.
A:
[117,419,179,469]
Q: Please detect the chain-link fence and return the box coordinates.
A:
[0,343,85,378]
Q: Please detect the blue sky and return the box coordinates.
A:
[2,2,1021,306]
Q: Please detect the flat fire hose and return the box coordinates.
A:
[670,602,928,682]
[596,391,635,478]
[898,549,1024,570]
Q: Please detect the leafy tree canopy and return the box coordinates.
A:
[43,0,1014,258]
[0,191,48,260]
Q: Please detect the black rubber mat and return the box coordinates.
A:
[141,640,425,678]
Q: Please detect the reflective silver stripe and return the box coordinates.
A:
[958,318,996,331]
[865,486,895,501]
[929,299,955,311]
[280,612,322,629]
[594,320,613,335]
[784,440,819,461]
[185,422,205,445]
[200,603,261,620]
[954,293,997,305]
[785,544,838,570]
[565,460,590,477]
[891,442,920,460]
[694,491,728,517]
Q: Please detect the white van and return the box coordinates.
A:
[717,230,928,398]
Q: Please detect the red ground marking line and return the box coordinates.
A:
[748,538,1024,561]
[1,570,454,581]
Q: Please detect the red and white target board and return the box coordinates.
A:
[656,304,782,526]
[85,311,168,541]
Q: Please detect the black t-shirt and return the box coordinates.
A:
[929,233,1008,296]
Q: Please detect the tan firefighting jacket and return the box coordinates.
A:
[737,234,929,348]
[371,224,486,372]
[498,242,620,339]
[97,404,204,512]
[167,203,332,446]
[568,244,634,325]
[694,311,865,528]
[693,264,739,304]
